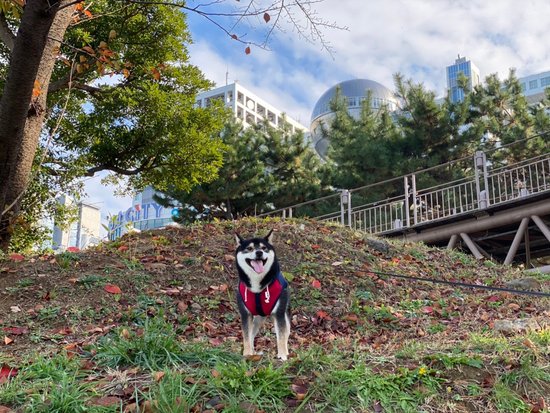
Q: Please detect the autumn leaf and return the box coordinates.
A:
[66,246,80,252]
[245,46,251,55]
[83,9,93,18]
[151,67,161,81]
[0,364,18,381]
[231,34,238,40]
[117,245,128,252]
[311,279,321,289]
[104,284,122,294]
[108,29,117,40]
[291,383,308,400]
[9,253,24,262]
[263,12,271,23]
[3,336,13,345]
[122,68,130,78]
[81,46,95,57]
[2,327,28,335]
[91,396,122,407]
[152,371,165,382]
[316,310,330,319]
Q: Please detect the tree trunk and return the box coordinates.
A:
[0,0,73,251]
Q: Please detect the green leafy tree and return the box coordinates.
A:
[156,119,326,221]
[392,74,471,188]
[462,70,548,165]
[321,86,401,200]
[0,0,336,251]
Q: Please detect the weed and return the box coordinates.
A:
[56,251,80,269]
[427,322,447,334]
[122,257,143,270]
[318,362,443,412]
[361,304,398,324]
[92,317,185,370]
[152,235,171,246]
[17,278,35,288]
[210,361,292,411]
[76,274,107,289]
[138,370,206,412]
[395,341,426,359]
[491,383,530,412]
[37,306,61,321]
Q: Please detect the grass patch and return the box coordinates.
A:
[315,360,443,412]
[92,317,186,370]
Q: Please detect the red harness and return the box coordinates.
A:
[239,273,288,316]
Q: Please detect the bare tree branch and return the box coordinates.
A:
[111,0,346,54]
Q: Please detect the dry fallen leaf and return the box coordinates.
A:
[104,284,122,294]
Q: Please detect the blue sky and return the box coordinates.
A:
[84,0,550,220]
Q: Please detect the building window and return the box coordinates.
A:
[540,77,550,87]
[529,79,538,89]
[267,110,276,124]
[520,82,526,92]
[226,91,233,102]
[257,104,266,117]
[237,106,244,120]
[237,92,244,104]
[246,112,255,124]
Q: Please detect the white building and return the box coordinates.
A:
[109,83,309,240]
[518,70,550,104]
[52,195,101,250]
[195,82,308,134]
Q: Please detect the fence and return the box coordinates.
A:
[259,151,550,234]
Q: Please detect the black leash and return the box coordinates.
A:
[368,270,550,298]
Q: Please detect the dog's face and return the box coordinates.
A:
[235,230,276,278]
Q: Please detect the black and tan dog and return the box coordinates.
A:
[235,230,290,360]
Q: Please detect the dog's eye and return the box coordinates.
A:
[246,246,254,252]
[261,246,268,251]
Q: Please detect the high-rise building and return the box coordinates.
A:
[195,82,308,134]
[518,70,550,104]
[446,56,481,103]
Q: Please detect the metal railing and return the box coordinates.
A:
[259,151,550,234]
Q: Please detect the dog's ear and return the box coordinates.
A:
[235,233,244,246]
[265,229,274,244]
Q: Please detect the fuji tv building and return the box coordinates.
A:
[309,79,400,158]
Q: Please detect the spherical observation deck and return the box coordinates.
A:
[310,79,398,157]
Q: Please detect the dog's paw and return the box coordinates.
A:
[244,352,263,361]
[277,354,288,361]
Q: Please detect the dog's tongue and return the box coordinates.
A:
[251,260,264,273]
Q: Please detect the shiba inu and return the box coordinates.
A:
[235,230,290,360]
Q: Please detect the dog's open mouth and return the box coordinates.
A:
[246,258,267,273]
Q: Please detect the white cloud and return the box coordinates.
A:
[189,0,550,116]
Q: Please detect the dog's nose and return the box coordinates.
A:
[255,250,263,258]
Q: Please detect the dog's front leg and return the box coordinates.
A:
[273,312,290,360]
[241,311,255,356]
